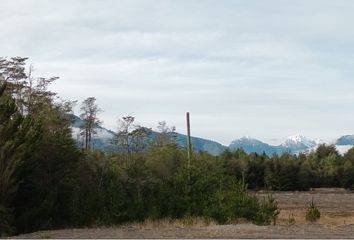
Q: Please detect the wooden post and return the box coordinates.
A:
[186,112,192,187]
[186,112,192,162]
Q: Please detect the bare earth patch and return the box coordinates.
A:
[13,189,354,239]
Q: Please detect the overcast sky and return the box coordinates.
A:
[1,0,354,145]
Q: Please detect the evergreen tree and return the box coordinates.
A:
[0,84,41,236]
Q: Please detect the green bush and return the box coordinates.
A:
[202,179,261,224]
[306,198,320,222]
[253,195,280,226]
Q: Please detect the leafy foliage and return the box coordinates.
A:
[253,195,280,226]
[0,84,42,236]
[306,199,321,222]
[0,58,81,235]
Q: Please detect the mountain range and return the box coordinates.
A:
[71,115,354,156]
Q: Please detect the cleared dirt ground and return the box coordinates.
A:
[13,189,354,239]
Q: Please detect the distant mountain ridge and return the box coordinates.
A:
[70,115,354,156]
[229,137,283,156]
[336,135,354,145]
[70,115,226,155]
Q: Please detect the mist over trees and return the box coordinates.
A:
[1,57,354,237]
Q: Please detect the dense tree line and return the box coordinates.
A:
[0,57,353,236]
[220,145,354,191]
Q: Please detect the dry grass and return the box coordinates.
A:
[127,216,217,230]
[256,189,354,226]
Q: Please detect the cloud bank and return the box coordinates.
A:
[1,0,354,144]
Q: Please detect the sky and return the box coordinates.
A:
[1,0,354,145]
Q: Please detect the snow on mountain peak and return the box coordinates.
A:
[287,134,305,142]
[284,134,316,148]
[241,136,254,140]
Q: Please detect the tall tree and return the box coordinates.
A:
[0,57,28,114]
[0,83,41,236]
[0,57,60,116]
[155,121,177,147]
[115,115,151,164]
[115,116,135,163]
[0,57,83,234]
[80,97,101,150]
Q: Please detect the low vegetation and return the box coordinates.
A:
[306,199,321,222]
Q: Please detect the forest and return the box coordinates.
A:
[1,57,354,236]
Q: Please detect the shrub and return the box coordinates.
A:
[202,179,263,224]
[306,198,320,222]
[253,195,280,226]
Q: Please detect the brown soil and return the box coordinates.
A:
[13,189,354,239]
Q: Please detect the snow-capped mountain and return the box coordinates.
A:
[228,135,319,155]
[228,135,334,155]
[228,134,354,156]
[281,135,317,153]
[284,135,317,148]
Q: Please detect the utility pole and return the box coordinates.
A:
[186,112,192,163]
[186,112,192,188]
